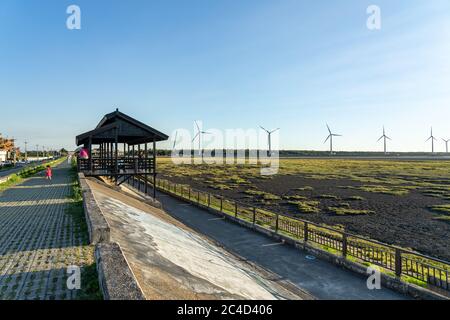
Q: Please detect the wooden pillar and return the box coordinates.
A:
[110,142,113,178]
[106,142,109,170]
[132,144,136,187]
[145,143,148,194]
[115,129,119,185]
[138,144,142,191]
[127,144,130,172]
[153,137,156,199]
[88,136,92,173]
[98,143,102,169]
[102,143,105,169]
[123,143,126,173]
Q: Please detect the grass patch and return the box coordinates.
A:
[295,186,314,191]
[289,200,321,214]
[359,185,409,196]
[244,189,281,201]
[263,193,281,201]
[283,195,307,201]
[67,161,102,300]
[428,204,450,215]
[345,196,365,201]
[318,194,340,200]
[328,207,374,216]
[433,216,450,223]
[337,202,350,208]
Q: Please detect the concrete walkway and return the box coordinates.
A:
[0,162,95,300]
[156,192,408,300]
[88,178,313,300]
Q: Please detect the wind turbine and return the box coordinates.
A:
[426,127,437,153]
[192,121,211,157]
[324,124,342,155]
[442,138,450,154]
[377,126,392,155]
[260,126,279,156]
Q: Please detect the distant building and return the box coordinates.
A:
[0,151,6,162]
[0,134,15,162]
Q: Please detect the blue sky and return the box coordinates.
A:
[0,0,449,152]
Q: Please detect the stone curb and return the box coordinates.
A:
[78,173,111,244]
[95,243,146,300]
[77,172,145,300]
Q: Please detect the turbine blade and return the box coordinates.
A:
[195,121,200,131]
[426,136,432,142]
[326,124,331,134]
[377,136,383,142]
[270,128,280,134]
[260,126,269,133]
[192,132,199,142]
[386,136,392,140]
[324,135,330,144]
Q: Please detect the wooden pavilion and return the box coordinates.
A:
[76,109,169,198]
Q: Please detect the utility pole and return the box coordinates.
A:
[24,141,28,162]
[36,144,39,161]
[12,137,16,166]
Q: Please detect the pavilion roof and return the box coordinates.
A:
[76,109,169,146]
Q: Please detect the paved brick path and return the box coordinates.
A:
[0,162,95,300]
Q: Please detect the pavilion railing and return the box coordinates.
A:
[151,177,450,294]
[78,157,154,174]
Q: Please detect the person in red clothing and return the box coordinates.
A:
[45,165,53,183]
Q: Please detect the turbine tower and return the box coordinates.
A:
[192,121,211,157]
[260,126,279,156]
[377,126,392,155]
[442,138,450,154]
[324,124,342,155]
[426,127,437,153]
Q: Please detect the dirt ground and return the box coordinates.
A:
[160,173,450,262]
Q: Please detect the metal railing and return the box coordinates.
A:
[78,157,154,173]
[148,177,450,292]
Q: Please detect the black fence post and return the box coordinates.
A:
[235,202,238,218]
[188,188,191,200]
[342,233,348,257]
[252,207,256,225]
[395,249,402,277]
[220,198,223,212]
[208,193,211,207]
[275,214,279,233]
[304,222,309,243]
[197,191,200,204]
